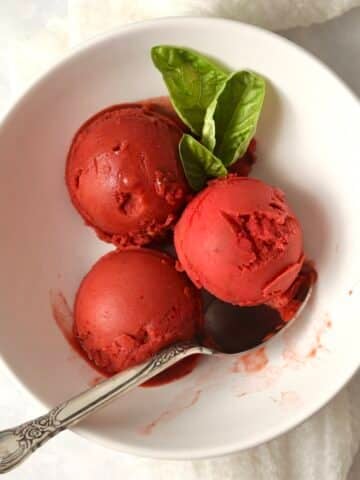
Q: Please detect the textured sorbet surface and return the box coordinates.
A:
[74,249,203,374]
[66,102,189,247]
[175,176,304,306]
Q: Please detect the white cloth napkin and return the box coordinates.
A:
[68,0,360,38]
[1,1,360,479]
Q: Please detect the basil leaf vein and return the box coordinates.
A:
[203,70,265,165]
[151,45,228,135]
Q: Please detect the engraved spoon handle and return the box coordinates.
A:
[0,342,211,474]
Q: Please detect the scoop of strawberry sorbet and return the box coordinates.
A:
[74,248,203,374]
[175,176,304,306]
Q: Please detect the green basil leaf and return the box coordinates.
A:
[205,71,265,166]
[179,134,227,191]
[201,76,229,151]
[151,45,228,136]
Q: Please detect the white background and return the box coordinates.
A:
[0,4,359,479]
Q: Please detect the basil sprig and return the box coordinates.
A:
[152,46,265,190]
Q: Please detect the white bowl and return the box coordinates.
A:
[0,17,359,460]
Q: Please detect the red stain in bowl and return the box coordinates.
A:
[140,388,202,435]
[306,314,332,359]
[280,391,301,407]
[233,347,268,373]
[282,313,332,365]
[50,289,73,342]
[50,289,110,377]
[89,376,105,387]
[142,355,200,387]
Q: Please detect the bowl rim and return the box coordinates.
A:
[0,15,359,460]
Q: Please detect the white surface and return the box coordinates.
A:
[0,3,359,480]
[67,0,360,36]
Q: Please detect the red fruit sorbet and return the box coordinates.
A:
[74,249,203,375]
[66,102,189,247]
[175,176,304,306]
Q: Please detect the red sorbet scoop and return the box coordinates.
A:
[66,102,189,247]
[74,249,203,375]
[175,176,304,306]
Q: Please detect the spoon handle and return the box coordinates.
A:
[0,341,210,474]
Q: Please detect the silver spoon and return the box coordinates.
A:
[0,287,312,473]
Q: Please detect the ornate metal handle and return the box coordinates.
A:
[0,341,212,473]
